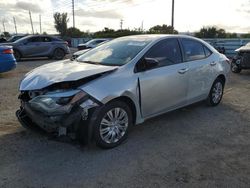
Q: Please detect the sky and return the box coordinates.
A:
[1,0,250,34]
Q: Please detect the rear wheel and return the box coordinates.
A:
[93,101,132,149]
[14,50,21,61]
[207,78,224,106]
[231,60,242,73]
[53,48,65,60]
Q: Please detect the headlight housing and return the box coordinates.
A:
[29,90,88,115]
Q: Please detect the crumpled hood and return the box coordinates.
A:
[235,45,250,52]
[20,59,117,91]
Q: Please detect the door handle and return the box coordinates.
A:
[210,61,217,66]
[178,68,189,74]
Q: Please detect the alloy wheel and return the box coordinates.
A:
[212,82,223,104]
[99,107,129,144]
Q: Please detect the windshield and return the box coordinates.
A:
[8,36,21,42]
[77,37,151,66]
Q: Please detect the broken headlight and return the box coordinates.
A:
[29,90,88,115]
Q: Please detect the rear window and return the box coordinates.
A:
[182,39,206,61]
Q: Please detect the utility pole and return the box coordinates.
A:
[13,17,17,34]
[171,0,175,33]
[2,19,6,33]
[72,0,75,28]
[120,19,123,30]
[29,10,34,34]
[141,20,144,32]
[39,14,42,34]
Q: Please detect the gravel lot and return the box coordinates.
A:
[0,58,250,188]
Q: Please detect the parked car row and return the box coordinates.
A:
[16,35,230,148]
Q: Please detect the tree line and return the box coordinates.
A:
[54,12,250,39]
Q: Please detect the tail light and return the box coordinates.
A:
[2,49,13,54]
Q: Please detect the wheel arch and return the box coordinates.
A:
[216,74,226,86]
[13,48,22,57]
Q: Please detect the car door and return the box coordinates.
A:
[21,36,43,57]
[39,36,53,56]
[180,38,216,103]
[136,38,189,118]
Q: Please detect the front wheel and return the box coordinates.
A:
[231,60,242,73]
[94,101,132,149]
[207,78,224,106]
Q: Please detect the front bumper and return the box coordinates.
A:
[16,102,85,138]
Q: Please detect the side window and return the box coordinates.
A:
[145,38,182,67]
[42,37,52,42]
[203,45,212,57]
[28,37,41,43]
[182,39,206,61]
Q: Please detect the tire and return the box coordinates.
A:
[53,48,65,60]
[206,78,224,106]
[14,50,21,61]
[93,101,132,149]
[231,60,242,73]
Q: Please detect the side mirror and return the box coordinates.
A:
[135,57,159,72]
[144,57,159,69]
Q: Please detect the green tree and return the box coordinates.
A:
[241,33,250,38]
[53,12,69,37]
[217,29,226,38]
[3,32,10,37]
[93,27,142,38]
[195,27,236,38]
[148,24,178,34]
[195,27,218,38]
[226,33,237,38]
[66,27,86,37]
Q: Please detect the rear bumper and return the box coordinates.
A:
[0,59,16,73]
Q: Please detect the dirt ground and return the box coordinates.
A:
[0,58,249,188]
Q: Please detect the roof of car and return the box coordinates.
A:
[118,34,199,40]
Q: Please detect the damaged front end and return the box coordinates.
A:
[16,86,101,143]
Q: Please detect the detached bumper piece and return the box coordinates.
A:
[16,102,86,140]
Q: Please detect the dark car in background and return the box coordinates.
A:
[0,35,70,61]
[231,43,250,73]
[77,38,111,50]
[0,46,16,73]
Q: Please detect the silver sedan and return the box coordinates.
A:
[16,35,230,148]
